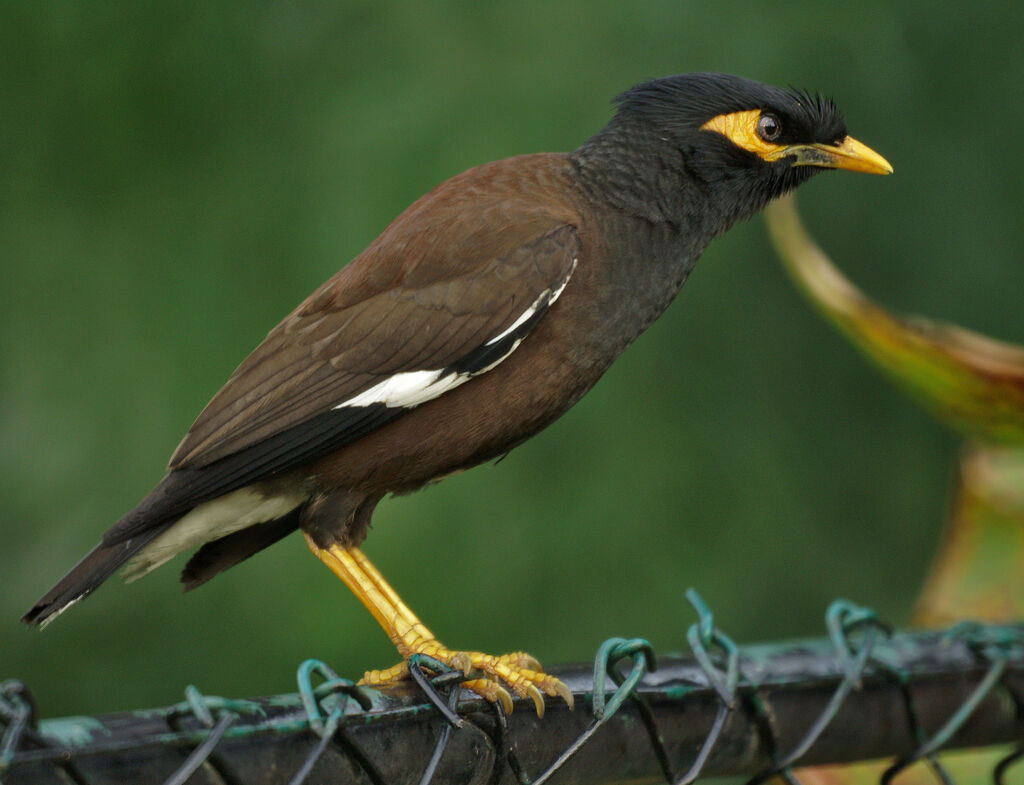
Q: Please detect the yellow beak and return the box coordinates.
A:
[769,135,893,175]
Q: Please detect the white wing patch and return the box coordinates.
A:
[484,298,544,347]
[334,259,576,412]
[339,369,452,408]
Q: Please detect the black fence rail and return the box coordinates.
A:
[3,597,1023,785]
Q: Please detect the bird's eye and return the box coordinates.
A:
[756,113,781,142]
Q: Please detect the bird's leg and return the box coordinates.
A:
[304,534,572,716]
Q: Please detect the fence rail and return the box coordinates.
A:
[3,599,1023,784]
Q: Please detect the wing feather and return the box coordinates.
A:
[169,220,579,471]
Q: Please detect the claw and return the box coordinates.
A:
[496,685,514,716]
[512,652,542,671]
[448,651,473,677]
[526,683,546,718]
[554,679,574,710]
[493,683,512,716]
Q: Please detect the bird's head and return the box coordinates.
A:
[580,72,891,232]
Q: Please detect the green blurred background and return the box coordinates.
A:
[3,2,1023,719]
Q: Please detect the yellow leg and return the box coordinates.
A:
[304,534,573,717]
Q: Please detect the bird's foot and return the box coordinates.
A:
[361,646,572,717]
[304,538,572,717]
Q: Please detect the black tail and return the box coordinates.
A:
[23,457,311,626]
[22,472,192,626]
[21,529,164,626]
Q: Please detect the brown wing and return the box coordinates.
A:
[169,164,581,471]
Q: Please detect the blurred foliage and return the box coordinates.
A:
[3,1,1024,722]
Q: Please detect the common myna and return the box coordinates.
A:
[24,73,891,715]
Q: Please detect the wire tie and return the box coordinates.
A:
[684,590,738,707]
[684,589,716,648]
[669,593,740,784]
[290,660,376,785]
[530,637,658,785]
[296,659,362,737]
[183,685,214,728]
[592,637,656,720]
[826,599,890,687]
[407,654,465,728]
[748,600,885,785]
[686,624,739,707]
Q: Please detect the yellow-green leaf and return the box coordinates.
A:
[764,196,1024,446]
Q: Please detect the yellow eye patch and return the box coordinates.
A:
[700,109,789,161]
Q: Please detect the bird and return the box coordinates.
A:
[23,72,892,716]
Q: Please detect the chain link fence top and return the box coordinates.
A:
[3,596,1023,785]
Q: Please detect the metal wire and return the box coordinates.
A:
[0,680,89,785]
[288,658,377,785]
[407,653,467,728]
[673,589,739,784]
[4,600,1024,785]
[162,702,236,785]
[0,681,34,772]
[748,600,888,785]
[881,623,1024,784]
[526,635,657,785]
[412,669,470,785]
[995,746,1024,784]
[993,665,1024,785]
